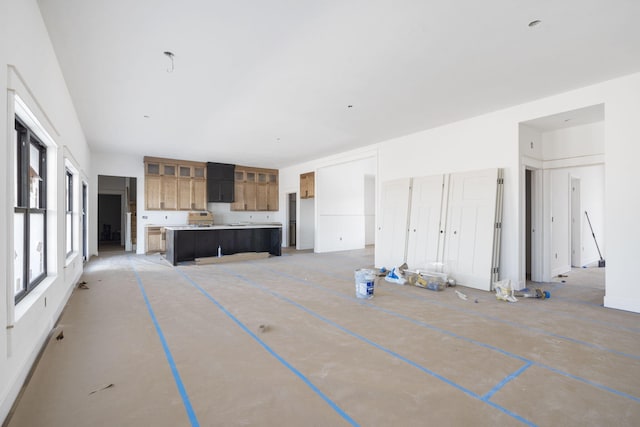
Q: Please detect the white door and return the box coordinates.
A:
[442,169,500,291]
[375,178,411,268]
[406,175,445,269]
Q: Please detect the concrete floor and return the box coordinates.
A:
[5,248,640,426]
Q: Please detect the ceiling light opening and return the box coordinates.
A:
[164,51,175,73]
[528,20,542,28]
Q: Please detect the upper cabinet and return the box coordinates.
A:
[232,166,278,211]
[207,162,235,203]
[145,157,277,210]
[144,157,206,211]
[300,172,315,199]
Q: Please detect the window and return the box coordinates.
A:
[66,169,74,255]
[14,117,47,303]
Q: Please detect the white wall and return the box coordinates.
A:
[1,0,91,420]
[279,148,377,253]
[277,73,639,313]
[298,199,315,250]
[364,174,376,245]
[543,121,605,160]
[316,157,376,252]
[367,73,640,313]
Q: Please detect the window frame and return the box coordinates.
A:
[65,168,74,256]
[14,116,48,303]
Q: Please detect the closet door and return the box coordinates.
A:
[406,175,445,268]
[442,169,501,291]
[375,178,411,269]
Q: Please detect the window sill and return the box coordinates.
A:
[14,276,56,322]
[65,251,79,268]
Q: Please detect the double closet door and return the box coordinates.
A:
[376,168,504,291]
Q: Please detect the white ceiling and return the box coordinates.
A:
[37,0,640,169]
[522,103,605,132]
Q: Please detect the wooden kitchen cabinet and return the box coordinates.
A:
[300,172,315,199]
[145,157,206,211]
[178,163,207,210]
[146,226,166,253]
[232,166,278,211]
[231,169,248,210]
[161,176,178,210]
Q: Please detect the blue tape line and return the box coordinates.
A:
[130,258,200,427]
[267,262,640,359]
[382,285,640,361]
[483,362,532,401]
[288,260,640,334]
[174,268,359,427]
[254,263,640,403]
[535,361,640,403]
[212,266,536,427]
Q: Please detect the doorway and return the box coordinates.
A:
[98,194,122,249]
[288,193,297,246]
[82,181,88,261]
[98,175,137,252]
[519,103,605,287]
[525,169,532,280]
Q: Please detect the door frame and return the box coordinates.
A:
[570,177,581,267]
[521,160,544,284]
[82,181,88,262]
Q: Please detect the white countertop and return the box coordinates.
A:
[165,223,282,231]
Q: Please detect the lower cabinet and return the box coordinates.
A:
[146,226,166,253]
[165,227,282,265]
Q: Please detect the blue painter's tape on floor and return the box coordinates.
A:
[175,268,360,427]
[258,263,640,404]
[483,362,533,401]
[212,267,537,427]
[130,258,200,427]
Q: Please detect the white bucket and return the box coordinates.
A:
[354,269,375,299]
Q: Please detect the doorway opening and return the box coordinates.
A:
[82,181,88,261]
[519,103,605,291]
[98,175,136,253]
[288,193,297,247]
[525,169,532,281]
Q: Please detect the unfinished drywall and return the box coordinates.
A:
[0,0,92,421]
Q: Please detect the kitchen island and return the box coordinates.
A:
[165,224,282,266]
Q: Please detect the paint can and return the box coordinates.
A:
[354,269,375,299]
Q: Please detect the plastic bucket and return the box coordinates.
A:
[354,269,375,299]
